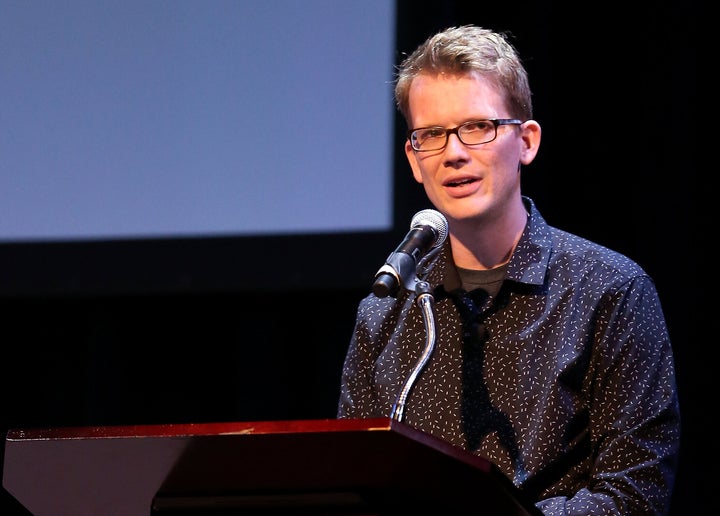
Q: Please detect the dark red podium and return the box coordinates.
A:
[3,417,540,515]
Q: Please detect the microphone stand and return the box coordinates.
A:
[390,279,437,423]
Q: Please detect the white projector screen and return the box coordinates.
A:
[0,1,396,242]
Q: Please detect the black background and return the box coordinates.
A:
[1,1,703,513]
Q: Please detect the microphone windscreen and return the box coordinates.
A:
[410,209,448,249]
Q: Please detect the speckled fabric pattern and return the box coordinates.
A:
[337,197,680,515]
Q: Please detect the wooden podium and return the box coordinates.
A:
[3,417,540,515]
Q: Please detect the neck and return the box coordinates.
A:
[449,200,528,270]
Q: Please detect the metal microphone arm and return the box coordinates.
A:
[390,280,437,422]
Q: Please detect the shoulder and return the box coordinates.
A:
[549,226,646,280]
[517,197,650,289]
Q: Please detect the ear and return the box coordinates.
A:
[404,139,424,183]
[519,120,542,165]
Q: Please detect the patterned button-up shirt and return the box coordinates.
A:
[337,197,680,515]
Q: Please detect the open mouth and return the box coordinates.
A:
[446,178,477,187]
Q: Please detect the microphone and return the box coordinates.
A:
[372,209,448,298]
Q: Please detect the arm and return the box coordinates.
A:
[536,277,681,515]
[337,295,399,419]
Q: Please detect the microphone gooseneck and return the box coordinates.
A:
[390,280,437,422]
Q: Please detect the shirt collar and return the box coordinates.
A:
[421,196,552,293]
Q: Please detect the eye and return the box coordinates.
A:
[418,127,446,140]
[462,120,493,133]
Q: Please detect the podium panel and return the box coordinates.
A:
[3,418,540,515]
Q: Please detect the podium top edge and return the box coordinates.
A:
[5,417,395,441]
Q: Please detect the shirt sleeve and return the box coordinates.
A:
[337,296,392,419]
[536,275,681,515]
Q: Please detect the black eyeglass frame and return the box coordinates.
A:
[407,118,523,152]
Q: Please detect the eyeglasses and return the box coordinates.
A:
[407,118,523,152]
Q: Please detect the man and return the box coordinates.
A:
[337,25,680,514]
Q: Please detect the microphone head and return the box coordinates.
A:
[410,209,448,249]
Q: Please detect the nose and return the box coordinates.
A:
[443,131,471,159]
[443,133,470,168]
